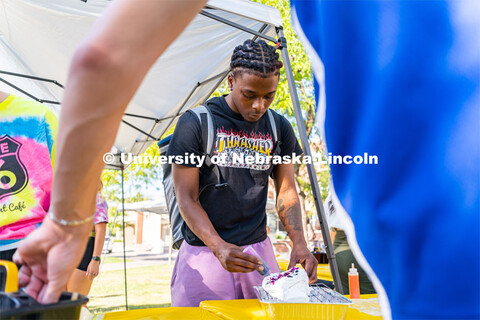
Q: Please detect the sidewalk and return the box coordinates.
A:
[101,243,178,272]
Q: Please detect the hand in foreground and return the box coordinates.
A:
[86,260,100,281]
[13,217,91,304]
[288,245,318,284]
[212,242,264,273]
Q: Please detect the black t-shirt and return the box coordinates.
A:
[167,95,303,246]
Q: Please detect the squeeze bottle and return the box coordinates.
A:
[348,263,360,299]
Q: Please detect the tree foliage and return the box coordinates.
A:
[101,144,162,225]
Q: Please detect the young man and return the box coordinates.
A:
[168,39,317,307]
[0,91,57,260]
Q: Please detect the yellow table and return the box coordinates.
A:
[345,295,382,320]
[97,296,381,320]
[200,296,381,320]
[277,259,333,282]
[98,307,220,320]
[200,299,268,320]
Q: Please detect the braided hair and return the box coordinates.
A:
[230,39,283,78]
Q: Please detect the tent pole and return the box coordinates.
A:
[155,83,202,141]
[138,70,230,145]
[121,165,129,310]
[121,120,158,141]
[0,78,60,105]
[200,10,277,44]
[0,70,64,88]
[276,27,343,294]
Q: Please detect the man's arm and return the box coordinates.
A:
[14,0,207,304]
[172,164,263,273]
[52,0,207,225]
[274,163,318,283]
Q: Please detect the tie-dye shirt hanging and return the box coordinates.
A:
[0,94,57,250]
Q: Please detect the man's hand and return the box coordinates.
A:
[13,217,91,304]
[172,165,264,274]
[288,244,318,284]
[212,242,264,273]
[273,163,318,284]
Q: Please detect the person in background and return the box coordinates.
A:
[66,182,108,296]
[0,91,57,261]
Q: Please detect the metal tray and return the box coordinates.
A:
[254,284,352,304]
[254,284,351,320]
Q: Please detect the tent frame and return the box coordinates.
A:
[276,27,343,291]
[0,5,343,311]
[0,70,62,104]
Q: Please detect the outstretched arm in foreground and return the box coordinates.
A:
[14,0,207,304]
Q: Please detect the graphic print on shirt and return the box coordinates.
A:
[214,128,274,170]
[0,135,29,200]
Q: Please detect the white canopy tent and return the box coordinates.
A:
[0,0,343,304]
[0,0,282,167]
[123,199,168,215]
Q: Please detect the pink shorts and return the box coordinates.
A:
[171,237,280,307]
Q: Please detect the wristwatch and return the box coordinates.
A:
[92,256,101,263]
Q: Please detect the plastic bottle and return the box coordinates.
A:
[348,263,360,299]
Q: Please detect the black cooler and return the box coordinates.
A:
[0,260,88,320]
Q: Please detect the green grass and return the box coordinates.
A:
[102,256,132,264]
[88,264,174,314]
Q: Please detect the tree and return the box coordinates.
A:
[101,144,163,230]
